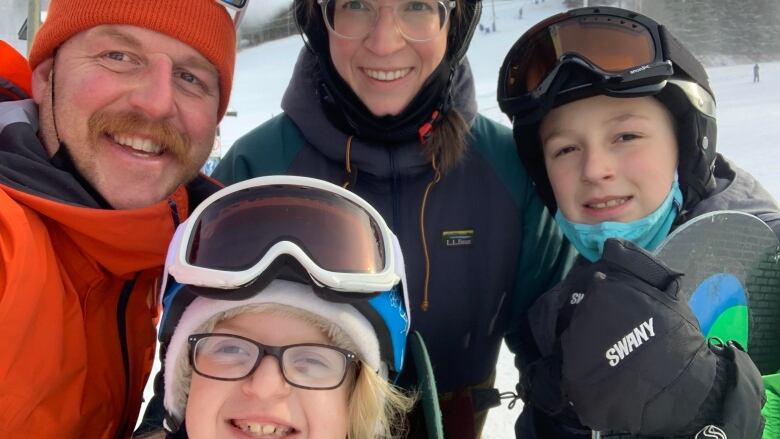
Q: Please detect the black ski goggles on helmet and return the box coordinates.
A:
[216,0,249,28]
[165,176,401,302]
[498,7,675,124]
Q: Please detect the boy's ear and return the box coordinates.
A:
[31,58,54,105]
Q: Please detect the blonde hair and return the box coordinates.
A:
[348,366,417,438]
[170,303,416,438]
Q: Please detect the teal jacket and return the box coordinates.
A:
[214,49,573,399]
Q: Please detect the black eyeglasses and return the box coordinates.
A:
[188,333,359,390]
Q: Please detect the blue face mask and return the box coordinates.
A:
[555,181,684,262]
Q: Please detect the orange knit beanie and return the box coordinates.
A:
[28,0,236,120]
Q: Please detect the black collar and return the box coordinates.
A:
[313,49,454,144]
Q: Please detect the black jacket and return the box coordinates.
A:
[515,155,778,438]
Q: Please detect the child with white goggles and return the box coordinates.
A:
[165,175,402,298]
[150,176,418,438]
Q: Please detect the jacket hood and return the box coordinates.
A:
[685,154,780,232]
[0,100,106,207]
[281,48,477,180]
[0,99,190,277]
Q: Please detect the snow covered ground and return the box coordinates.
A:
[142,1,780,436]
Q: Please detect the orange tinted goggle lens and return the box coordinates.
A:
[187,186,385,273]
[516,16,656,93]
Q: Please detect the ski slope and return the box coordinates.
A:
[143,1,780,436]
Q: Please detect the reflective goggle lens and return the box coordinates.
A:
[321,0,454,42]
[186,185,385,274]
[505,15,657,98]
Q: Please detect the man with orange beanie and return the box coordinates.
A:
[0,1,244,437]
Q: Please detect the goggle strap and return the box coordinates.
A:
[352,300,397,372]
[311,285,382,303]
[176,255,388,305]
[183,256,309,302]
[659,25,713,99]
[159,282,196,344]
[513,64,583,125]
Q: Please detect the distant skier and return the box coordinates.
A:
[754,63,760,83]
[499,6,777,438]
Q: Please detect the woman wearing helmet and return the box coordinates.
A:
[213,0,572,436]
[141,176,418,438]
[498,6,777,438]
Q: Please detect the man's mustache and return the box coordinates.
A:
[88,111,191,162]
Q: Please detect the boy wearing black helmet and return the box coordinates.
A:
[498,6,777,438]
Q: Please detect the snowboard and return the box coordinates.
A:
[654,210,780,375]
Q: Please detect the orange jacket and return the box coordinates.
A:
[0,100,217,438]
[0,40,32,101]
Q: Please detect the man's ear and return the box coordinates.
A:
[31,58,54,105]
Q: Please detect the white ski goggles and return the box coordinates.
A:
[216,0,249,28]
[165,176,401,299]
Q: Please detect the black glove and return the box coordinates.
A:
[559,238,734,436]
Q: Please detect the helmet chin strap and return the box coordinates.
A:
[47,53,74,165]
[48,53,63,149]
[46,53,112,208]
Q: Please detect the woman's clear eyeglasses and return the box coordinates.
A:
[319,0,457,42]
[189,333,359,390]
